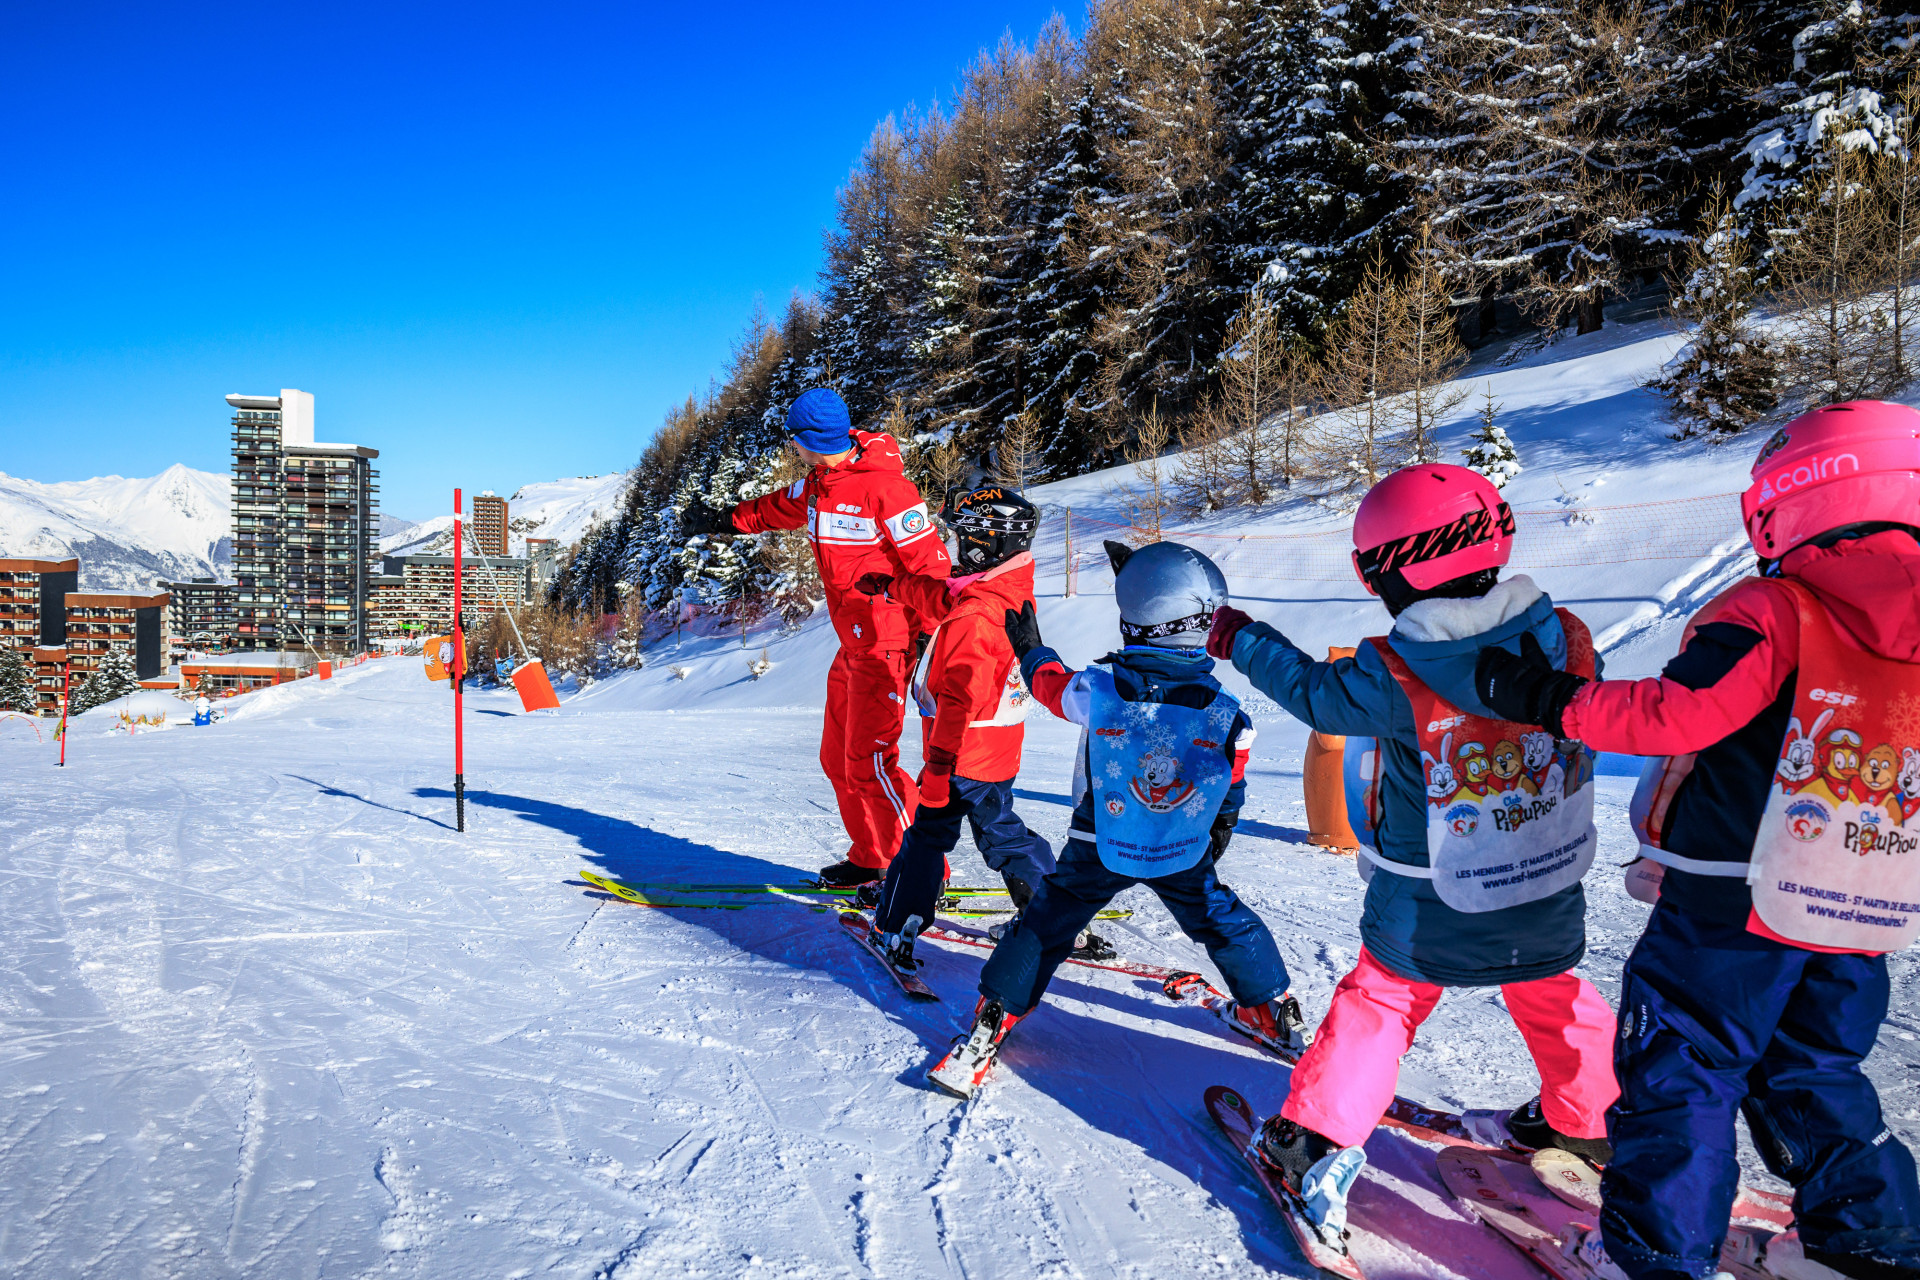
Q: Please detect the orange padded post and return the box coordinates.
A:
[1303,646,1360,852]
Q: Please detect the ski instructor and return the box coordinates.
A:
[681,388,951,888]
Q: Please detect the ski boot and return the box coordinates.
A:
[877,915,924,972]
[1071,929,1115,961]
[1221,992,1312,1060]
[851,880,884,911]
[927,996,1021,1099]
[1562,1225,1637,1280]
[818,859,882,890]
[1253,1114,1368,1243]
[1505,1095,1613,1164]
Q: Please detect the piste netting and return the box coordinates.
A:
[1035,492,1748,591]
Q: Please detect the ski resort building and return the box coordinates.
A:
[0,557,79,661]
[227,390,380,657]
[160,576,239,659]
[367,553,529,640]
[471,492,509,556]
[1,559,174,711]
[64,590,170,682]
[179,651,316,694]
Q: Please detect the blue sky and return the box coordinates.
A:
[0,2,1074,521]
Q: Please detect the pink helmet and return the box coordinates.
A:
[1742,401,1920,560]
[1352,464,1515,593]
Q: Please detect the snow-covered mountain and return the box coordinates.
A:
[379,473,627,560]
[0,464,232,591]
[0,462,622,590]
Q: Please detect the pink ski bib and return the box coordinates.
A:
[1747,581,1920,954]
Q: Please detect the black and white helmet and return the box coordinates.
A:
[944,486,1040,571]
[1106,540,1229,648]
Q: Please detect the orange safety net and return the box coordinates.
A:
[1040,492,1748,587]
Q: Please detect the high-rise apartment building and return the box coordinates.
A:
[227,390,380,654]
[472,492,509,556]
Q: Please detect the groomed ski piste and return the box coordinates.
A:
[4,318,1918,1278]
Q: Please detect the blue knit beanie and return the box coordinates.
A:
[785,388,853,454]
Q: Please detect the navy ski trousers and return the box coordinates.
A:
[978,836,1290,1017]
[872,777,1054,936]
[1601,902,1920,1279]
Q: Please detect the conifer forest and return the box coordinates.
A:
[552,0,1920,623]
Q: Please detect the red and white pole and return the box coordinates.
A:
[453,487,466,832]
[57,658,70,766]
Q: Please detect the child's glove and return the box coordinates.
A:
[917,754,955,810]
[1003,601,1044,661]
[1206,606,1254,660]
[1207,818,1235,864]
[1474,632,1588,735]
[855,572,893,597]
[679,500,737,536]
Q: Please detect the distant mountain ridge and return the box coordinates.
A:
[0,464,626,592]
[0,465,232,592]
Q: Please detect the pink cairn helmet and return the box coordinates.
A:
[1742,401,1920,560]
[1352,464,1516,593]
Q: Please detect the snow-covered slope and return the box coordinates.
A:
[4,321,1916,1279]
[2,651,1911,1279]
[0,464,232,590]
[379,474,628,559]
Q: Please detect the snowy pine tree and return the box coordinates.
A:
[1652,193,1779,436]
[69,646,140,716]
[0,646,36,714]
[1462,387,1523,488]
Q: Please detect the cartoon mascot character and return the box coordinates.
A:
[1129,745,1196,812]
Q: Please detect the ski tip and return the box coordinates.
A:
[1204,1083,1255,1121]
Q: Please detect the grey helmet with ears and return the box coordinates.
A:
[1105,539,1230,649]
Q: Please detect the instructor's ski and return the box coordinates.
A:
[1205,1084,1365,1279]
[837,911,939,1001]
[580,871,1124,919]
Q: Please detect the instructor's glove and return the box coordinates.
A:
[1003,600,1044,662]
[1206,606,1254,661]
[680,500,737,536]
[855,572,893,597]
[917,753,955,811]
[1474,632,1588,736]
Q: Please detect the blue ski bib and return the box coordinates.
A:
[1083,667,1239,878]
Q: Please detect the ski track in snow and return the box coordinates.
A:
[4,658,1916,1278]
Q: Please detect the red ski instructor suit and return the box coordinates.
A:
[729,429,951,868]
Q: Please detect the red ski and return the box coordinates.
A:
[838,911,938,1001]
[1205,1084,1365,1279]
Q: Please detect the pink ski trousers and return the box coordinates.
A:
[1280,948,1620,1149]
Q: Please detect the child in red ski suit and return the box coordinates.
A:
[852,488,1054,966]
[1211,463,1619,1245]
[1478,402,1920,1280]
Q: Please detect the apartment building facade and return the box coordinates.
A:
[160,576,240,660]
[227,390,380,655]
[471,492,509,556]
[368,553,528,640]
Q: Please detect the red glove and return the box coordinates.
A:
[917,755,955,811]
[1207,606,1254,661]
